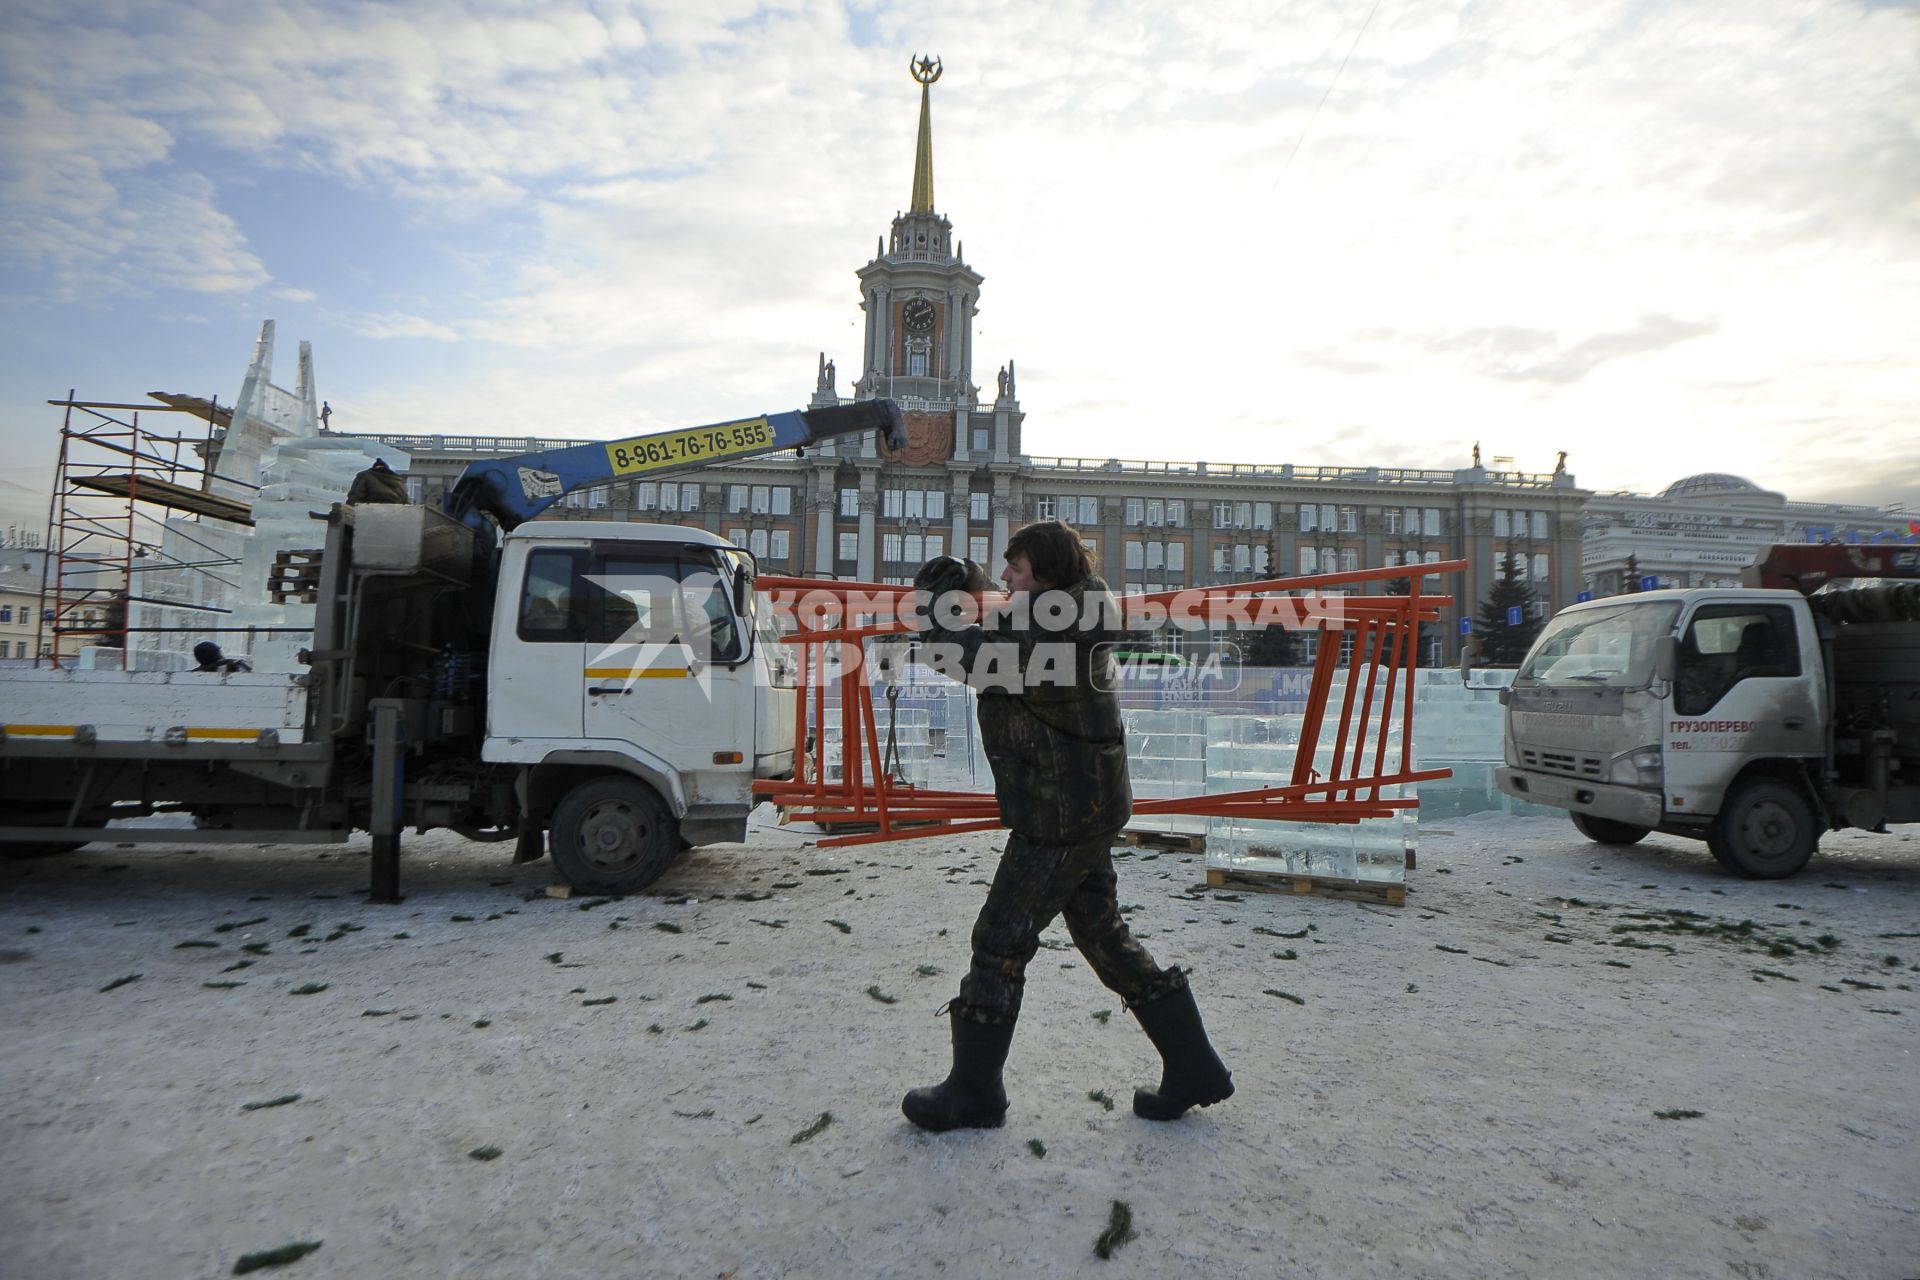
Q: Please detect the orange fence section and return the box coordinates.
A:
[753,564,1464,848]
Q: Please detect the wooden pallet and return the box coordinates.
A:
[268,549,325,604]
[1116,827,1207,854]
[1205,865,1405,906]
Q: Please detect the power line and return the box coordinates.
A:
[1270,0,1386,192]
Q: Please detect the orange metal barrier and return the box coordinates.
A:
[753,564,1464,848]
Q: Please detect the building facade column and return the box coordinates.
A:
[857,472,879,583]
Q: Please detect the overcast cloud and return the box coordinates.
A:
[0,0,1914,533]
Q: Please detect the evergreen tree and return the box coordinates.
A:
[1241,623,1301,668]
[1475,552,1542,663]
[1623,553,1640,595]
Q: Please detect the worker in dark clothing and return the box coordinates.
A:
[192,641,250,673]
[902,520,1233,1131]
[346,458,410,505]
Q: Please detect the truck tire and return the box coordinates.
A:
[549,777,680,893]
[1706,778,1819,879]
[1571,813,1651,846]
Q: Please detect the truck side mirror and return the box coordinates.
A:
[1653,635,1677,683]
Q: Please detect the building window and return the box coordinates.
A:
[726,527,747,547]
[1384,550,1400,568]
[729,485,748,513]
[1125,540,1144,571]
[1253,502,1271,531]
[1166,541,1185,572]
[1299,504,1317,533]
[750,485,772,514]
[1340,506,1357,533]
[1383,508,1401,535]
[884,490,903,518]
[1035,498,1058,520]
[840,489,859,518]
[1533,552,1549,582]
[1077,497,1098,526]
[925,534,944,558]
[749,529,769,558]
[1300,547,1318,574]
[903,534,924,561]
[1494,511,1509,538]
[1167,499,1185,527]
[1147,498,1164,526]
[1254,545,1270,573]
[969,492,990,522]
[1531,512,1548,540]
[883,533,903,561]
[969,536,989,562]
[1424,508,1442,537]
[0,607,10,623]
[1340,548,1359,574]
[1125,497,1144,525]
[1215,504,1231,530]
[972,427,990,452]
[1234,544,1251,571]
[838,532,858,561]
[1146,541,1164,570]
[769,530,790,561]
[633,482,657,510]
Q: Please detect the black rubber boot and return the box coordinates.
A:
[1131,984,1234,1120]
[902,1008,1015,1132]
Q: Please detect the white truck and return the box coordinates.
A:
[0,400,905,899]
[1495,543,1920,878]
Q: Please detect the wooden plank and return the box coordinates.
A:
[1116,828,1206,854]
[1205,865,1405,907]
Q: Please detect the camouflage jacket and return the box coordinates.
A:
[919,574,1132,843]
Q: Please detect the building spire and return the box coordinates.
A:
[909,54,941,215]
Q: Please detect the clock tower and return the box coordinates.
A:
[851,55,988,418]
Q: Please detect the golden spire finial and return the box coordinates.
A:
[909,55,941,215]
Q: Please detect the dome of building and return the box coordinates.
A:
[1661,473,1767,498]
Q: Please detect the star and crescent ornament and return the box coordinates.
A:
[911,54,942,85]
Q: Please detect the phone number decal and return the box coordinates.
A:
[604,417,774,475]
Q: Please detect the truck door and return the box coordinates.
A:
[492,545,589,740]
[1667,602,1823,813]
[580,545,754,773]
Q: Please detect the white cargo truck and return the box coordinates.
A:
[0,401,905,898]
[1495,543,1920,878]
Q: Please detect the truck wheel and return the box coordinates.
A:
[1706,779,1818,879]
[549,777,679,893]
[1571,813,1650,846]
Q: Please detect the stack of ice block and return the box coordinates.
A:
[1406,667,1556,817]
[1123,708,1208,840]
[872,704,933,786]
[1203,702,1412,885]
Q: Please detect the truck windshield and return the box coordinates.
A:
[1516,601,1680,690]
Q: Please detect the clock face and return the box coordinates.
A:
[903,299,936,334]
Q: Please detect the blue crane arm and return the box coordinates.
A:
[444,399,907,533]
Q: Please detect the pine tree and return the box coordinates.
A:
[1622,553,1640,594]
[1241,624,1301,668]
[1476,552,1542,663]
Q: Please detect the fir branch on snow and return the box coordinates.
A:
[1093,1201,1137,1259]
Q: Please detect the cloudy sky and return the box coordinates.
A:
[2,0,1915,535]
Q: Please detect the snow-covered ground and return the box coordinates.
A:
[2,815,1915,1279]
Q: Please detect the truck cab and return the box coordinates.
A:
[1496,589,1833,876]
[486,522,795,888]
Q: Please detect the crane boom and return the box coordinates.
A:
[444,398,907,533]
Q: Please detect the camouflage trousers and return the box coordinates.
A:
[953,832,1187,1026]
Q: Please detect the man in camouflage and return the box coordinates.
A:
[902,519,1233,1131]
